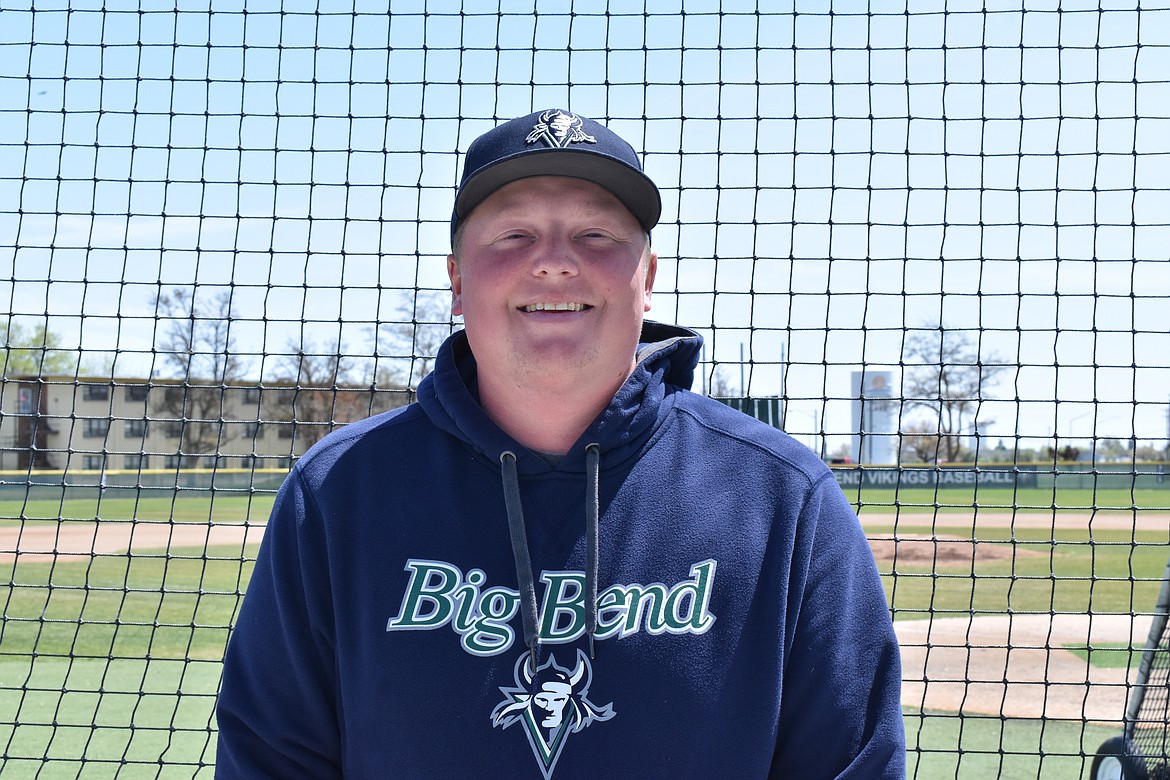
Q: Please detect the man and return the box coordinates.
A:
[216,108,905,778]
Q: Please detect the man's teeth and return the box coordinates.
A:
[523,303,586,312]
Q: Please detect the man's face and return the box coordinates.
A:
[447,176,656,391]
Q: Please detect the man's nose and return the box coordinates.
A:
[531,234,580,276]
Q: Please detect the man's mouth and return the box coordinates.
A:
[521,303,589,313]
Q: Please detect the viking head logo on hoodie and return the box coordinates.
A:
[491,650,614,778]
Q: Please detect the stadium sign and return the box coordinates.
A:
[831,467,1038,489]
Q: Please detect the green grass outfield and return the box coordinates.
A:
[6,484,1166,525]
[852,488,1170,617]
[0,491,278,526]
[1,494,262,776]
[844,485,1170,513]
[1,488,1167,775]
[1,545,249,778]
[905,711,1121,779]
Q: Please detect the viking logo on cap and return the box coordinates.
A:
[525,110,596,149]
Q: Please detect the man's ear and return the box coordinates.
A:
[447,254,463,316]
[643,251,657,312]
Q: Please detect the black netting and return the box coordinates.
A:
[2,2,1169,776]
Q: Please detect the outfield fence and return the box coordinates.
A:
[3,2,1170,777]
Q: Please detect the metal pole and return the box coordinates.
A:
[779,342,787,427]
[739,343,746,398]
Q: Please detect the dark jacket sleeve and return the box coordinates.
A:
[770,475,906,778]
[215,469,343,778]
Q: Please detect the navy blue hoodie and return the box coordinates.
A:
[216,322,905,778]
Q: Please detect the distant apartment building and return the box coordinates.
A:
[0,376,410,472]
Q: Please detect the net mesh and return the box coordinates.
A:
[2,1,1170,776]
[1134,645,1170,774]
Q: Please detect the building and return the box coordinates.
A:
[0,376,410,473]
[851,370,898,465]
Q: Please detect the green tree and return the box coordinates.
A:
[0,320,77,377]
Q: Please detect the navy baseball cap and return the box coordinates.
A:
[451,109,661,242]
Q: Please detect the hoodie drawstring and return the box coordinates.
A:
[499,451,539,675]
[499,446,601,674]
[584,443,600,660]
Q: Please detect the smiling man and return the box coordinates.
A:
[449,174,656,455]
[216,109,906,779]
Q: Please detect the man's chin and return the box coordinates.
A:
[506,341,614,381]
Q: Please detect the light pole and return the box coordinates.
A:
[784,408,825,458]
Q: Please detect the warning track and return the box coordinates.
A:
[0,520,266,562]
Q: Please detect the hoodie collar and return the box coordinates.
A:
[418,321,702,473]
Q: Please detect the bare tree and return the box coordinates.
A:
[376,291,457,390]
[153,287,248,382]
[898,420,955,464]
[706,366,737,398]
[264,337,375,449]
[900,324,1006,463]
[152,287,249,464]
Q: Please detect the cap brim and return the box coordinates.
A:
[454,149,661,233]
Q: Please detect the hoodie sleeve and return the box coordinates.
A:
[215,468,342,779]
[770,474,906,778]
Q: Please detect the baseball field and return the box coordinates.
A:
[1,486,1167,777]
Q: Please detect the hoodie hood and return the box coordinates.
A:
[416,320,703,671]
[416,320,702,473]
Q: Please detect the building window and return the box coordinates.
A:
[242,387,261,404]
[163,421,183,438]
[83,454,106,470]
[83,384,109,401]
[124,454,149,469]
[244,421,264,439]
[83,419,110,438]
[124,419,148,438]
[125,385,150,402]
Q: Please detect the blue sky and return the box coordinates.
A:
[2,0,1168,452]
